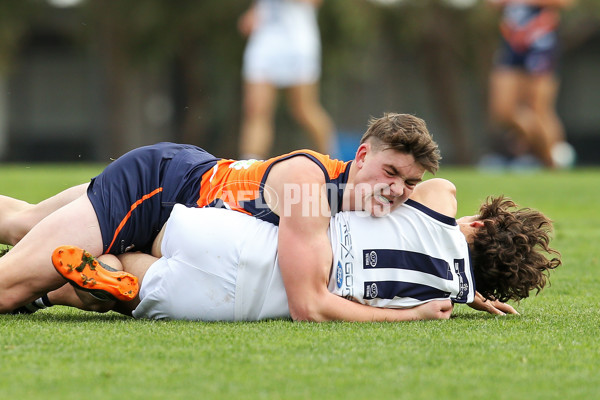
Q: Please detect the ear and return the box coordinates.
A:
[470,220,485,229]
[355,142,369,168]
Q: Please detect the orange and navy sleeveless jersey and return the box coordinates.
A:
[500,4,559,53]
[197,149,351,225]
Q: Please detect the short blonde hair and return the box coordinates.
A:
[360,113,441,174]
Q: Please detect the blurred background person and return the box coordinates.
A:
[238,0,335,160]
[487,0,576,169]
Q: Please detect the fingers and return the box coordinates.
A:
[481,300,519,316]
[485,303,506,316]
[415,300,453,320]
[440,300,454,319]
[468,292,520,316]
[440,299,453,312]
[492,300,520,315]
[434,299,453,319]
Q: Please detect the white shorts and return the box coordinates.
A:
[242,0,321,87]
[132,206,287,321]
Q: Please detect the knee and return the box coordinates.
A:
[289,100,319,126]
[242,94,275,119]
[1,213,36,246]
[0,296,27,314]
[290,105,309,124]
[489,102,515,126]
[529,100,553,117]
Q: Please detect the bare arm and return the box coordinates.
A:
[271,159,451,322]
[238,2,258,37]
[409,179,457,217]
[278,210,452,322]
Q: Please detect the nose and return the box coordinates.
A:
[390,179,405,197]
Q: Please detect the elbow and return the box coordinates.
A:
[288,298,327,322]
[289,305,323,322]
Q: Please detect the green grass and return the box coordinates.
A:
[1,164,600,399]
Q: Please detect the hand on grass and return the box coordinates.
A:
[415,299,454,320]
[468,292,519,316]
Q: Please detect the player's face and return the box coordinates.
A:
[353,144,425,217]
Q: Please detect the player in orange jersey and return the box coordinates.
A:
[1,113,504,321]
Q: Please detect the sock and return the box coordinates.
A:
[11,294,52,314]
[34,294,53,308]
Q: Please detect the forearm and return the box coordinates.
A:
[274,163,451,322]
[291,291,419,322]
[289,289,453,322]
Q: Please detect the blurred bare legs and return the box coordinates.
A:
[239,81,334,159]
[489,68,566,168]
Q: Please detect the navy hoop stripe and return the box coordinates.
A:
[405,199,457,226]
[363,249,451,280]
[363,281,451,301]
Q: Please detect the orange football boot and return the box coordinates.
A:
[52,245,139,301]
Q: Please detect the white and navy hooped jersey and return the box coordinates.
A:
[328,199,476,308]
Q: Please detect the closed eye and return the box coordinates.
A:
[384,165,399,177]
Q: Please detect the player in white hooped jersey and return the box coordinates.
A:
[45,178,559,321]
[128,193,474,321]
[328,201,475,310]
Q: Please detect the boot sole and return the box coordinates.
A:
[52,245,139,302]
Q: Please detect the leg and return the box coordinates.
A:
[0,183,88,245]
[526,73,570,167]
[46,283,117,313]
[49,253,129,314]
[285,83,334,154]
[0,196,31,245]
[0,194,102,313]
[49,250,158,316]
[489,68,553,166]
[52,246,138,302]
[238,81,278,159]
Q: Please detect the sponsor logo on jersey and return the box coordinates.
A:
[338,217,354,299]
[336,261,343,289]
[453,258,470,303]
[229,159,261,170]
[367,251,377,267]
[365,282,378,299]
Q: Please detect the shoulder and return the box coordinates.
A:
[414,178,456,193]
[268,154,327,185]
[263,153,328,217]
[409,178,457,218]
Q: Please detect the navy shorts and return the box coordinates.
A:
[87,143,219,255]
[494,36,558,74]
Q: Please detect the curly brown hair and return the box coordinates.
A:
[470,196,561,303]
[359,113,441,174]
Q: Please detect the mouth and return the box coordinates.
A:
[374,194,392,206]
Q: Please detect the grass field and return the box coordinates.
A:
[1,164,599,399]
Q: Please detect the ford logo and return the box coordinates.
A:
[336,261,343,288]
